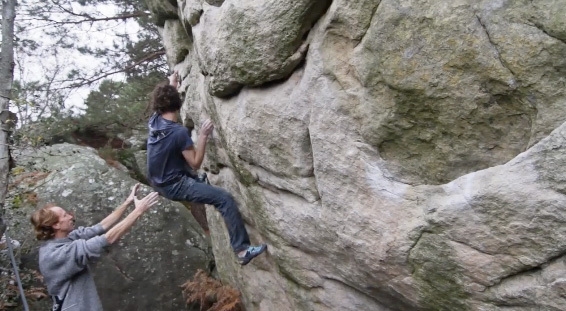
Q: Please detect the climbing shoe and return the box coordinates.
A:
[238,244,267,266]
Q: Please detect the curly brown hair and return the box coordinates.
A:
[150,82,182,114]
[30,204,59,241]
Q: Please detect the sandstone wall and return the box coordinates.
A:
[148,0,566,309]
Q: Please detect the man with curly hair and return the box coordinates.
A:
[147,72,267,266]
[30,184,158,311]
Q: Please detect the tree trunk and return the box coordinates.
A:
[0,0,17,237]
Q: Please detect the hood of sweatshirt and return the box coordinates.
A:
[147,113,179,144]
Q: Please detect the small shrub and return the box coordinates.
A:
[25,192,39,206]
[97,147,123,169]
[0,268,47,310]
[10,171,49,189]
[181,270,242,311]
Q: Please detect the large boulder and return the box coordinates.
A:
[4,143,213,311]
[154,0,566,310]
[186,0,331,97]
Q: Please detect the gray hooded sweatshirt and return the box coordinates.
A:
[39,224,109,311]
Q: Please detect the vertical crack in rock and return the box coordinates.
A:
[108,255,134,281]
[355,0,382,48]
[407,230,426,275]
[305,127,321,201]
[475,14,517,77]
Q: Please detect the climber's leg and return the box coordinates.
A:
[157,176,250,253]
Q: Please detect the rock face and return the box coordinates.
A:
[5,144,213,311]
[149,0,566,310]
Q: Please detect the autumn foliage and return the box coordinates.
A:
[182,270,243,311]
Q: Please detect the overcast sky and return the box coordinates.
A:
[10,1,143,122]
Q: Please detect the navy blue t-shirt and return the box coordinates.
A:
[147,113,194,186]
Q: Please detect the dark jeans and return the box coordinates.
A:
[155,176,250,253]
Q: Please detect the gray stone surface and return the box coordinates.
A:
[145,0,178,26]
[151,0,566,310]
[5,144,213,311]
[178,0,203,27]
[160,19,192,69]
[189,0,332,96]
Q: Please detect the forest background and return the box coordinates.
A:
[0,0,169,307]
[11,0,167,146]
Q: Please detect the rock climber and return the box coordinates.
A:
[146,72,267,266]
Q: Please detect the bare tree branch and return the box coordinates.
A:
[65,50,166,88]
[44,11,150,25]
[49,0,149,24]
